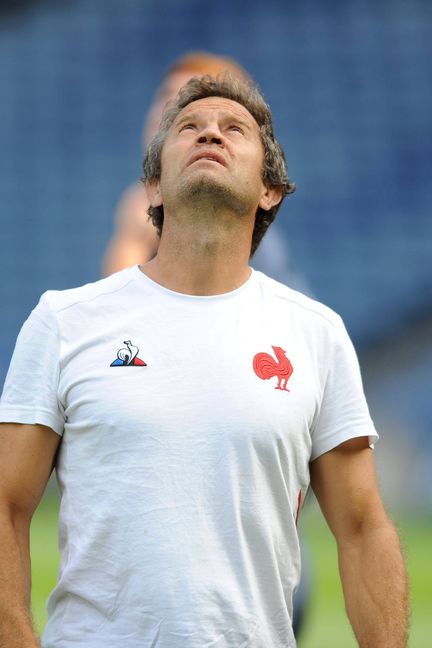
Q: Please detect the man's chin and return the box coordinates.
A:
[177,174,251,216]
[186,174,228,198]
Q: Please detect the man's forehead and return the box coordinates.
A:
[173,96,259,127]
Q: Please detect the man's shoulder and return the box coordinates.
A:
[254,271,343,331]
[40,268,136,315]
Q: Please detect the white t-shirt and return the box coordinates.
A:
[0,267,378,648]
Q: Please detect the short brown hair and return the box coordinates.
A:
[142,74,295,256]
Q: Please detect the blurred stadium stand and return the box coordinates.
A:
[0,0,431,505]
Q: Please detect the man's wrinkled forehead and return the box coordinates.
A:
[170,96,260,131]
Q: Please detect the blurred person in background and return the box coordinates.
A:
[0,73,408,647]
[103,50,311,640]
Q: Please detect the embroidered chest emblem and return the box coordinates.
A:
[253,346,293,391]
[110,340,147,367]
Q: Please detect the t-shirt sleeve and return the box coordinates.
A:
[0,293,65,435]
[310,315,378,461]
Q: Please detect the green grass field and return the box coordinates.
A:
[30,490,431,646]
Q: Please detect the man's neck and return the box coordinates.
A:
[140,209,254,296]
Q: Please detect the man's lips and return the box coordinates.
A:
[188,150,227,167]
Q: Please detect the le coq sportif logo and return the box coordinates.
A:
[110,340,147,367]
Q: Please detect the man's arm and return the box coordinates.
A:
[310,436,409,648]
[0,423,61,646]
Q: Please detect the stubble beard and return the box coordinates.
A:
[176,173,253,218]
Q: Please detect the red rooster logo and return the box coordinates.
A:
[253,346,293,391]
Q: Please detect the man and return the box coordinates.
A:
[0,74,408,647]
[102,51,309,295]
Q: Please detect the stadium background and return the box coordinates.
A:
[0,0,431,645]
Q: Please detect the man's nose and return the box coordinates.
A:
[197,125,223,146]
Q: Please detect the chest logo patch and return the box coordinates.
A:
[253,346,293,391]
[110,340,147,367]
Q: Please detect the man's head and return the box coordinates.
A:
[142,74,295,256]
[142,52,251,145]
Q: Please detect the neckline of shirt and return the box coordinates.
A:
[131,265,257,302]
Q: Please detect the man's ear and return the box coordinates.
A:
[258,185,284,212]
[145,180,163,208]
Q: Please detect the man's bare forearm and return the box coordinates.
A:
[338,517,409,648]
[0,508,40,647]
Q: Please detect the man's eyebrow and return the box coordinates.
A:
[221,113,254,131]
[173,112,200,128]
[173,110,255,131]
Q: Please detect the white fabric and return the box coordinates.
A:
[0,267,378,648]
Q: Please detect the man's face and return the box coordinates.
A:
[150,97,272,217]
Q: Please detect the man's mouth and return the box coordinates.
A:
[189,151,226,167]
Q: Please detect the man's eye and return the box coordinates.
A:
[179,124,195,132]
[229,125,244,134]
